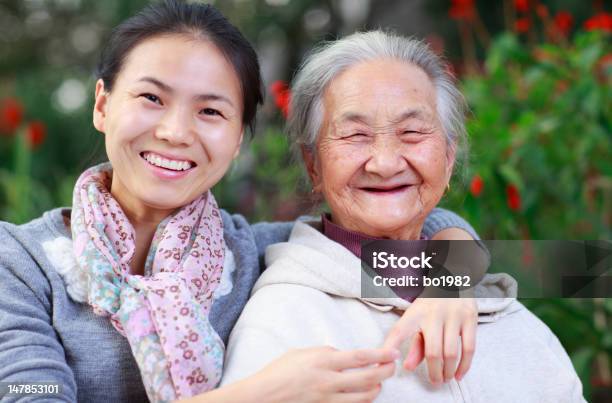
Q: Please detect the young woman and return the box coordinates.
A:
[0,1,479,402]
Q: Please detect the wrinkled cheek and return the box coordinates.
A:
[415,168,448,210]
[322,187,354,218]
[415,146,449,189]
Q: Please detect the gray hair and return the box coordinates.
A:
[287,30,468,169]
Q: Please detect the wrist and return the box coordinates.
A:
[177,377,263,403]
[243,369,290,403]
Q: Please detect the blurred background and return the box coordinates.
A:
[0,0,610,400]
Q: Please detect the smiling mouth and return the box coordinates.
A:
[140,151,197,172]
[360,185,412,194]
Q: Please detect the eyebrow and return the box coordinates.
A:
[137,76,235,108]
[336,108,430,125]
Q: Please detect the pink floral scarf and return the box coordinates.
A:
[71,163,225,402]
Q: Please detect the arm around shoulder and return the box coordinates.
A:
[422,207,479,240]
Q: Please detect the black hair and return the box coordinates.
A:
[96,0,263,135]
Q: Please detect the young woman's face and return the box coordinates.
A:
[93,34,244,215]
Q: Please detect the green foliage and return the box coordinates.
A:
[443,31,611,240]
[213,128,311,221]
[439,30,611,399]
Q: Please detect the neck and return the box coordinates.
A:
[330,215,424,241]
[323,214,427,259]
[110,172,175,275]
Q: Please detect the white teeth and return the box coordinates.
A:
[143,152,192,171]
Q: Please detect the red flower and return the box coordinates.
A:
[26,121,46,149]
[448,0,475,21]
[535,4,549,18]
[506,184,521,211]
[0,98,24,134]
[584,12,612,32]
[555,79,569,95]
[270,80,288,97]
[598,53,612,67]
[595,53,612,82]
[275,92,291,119]
[469,175,484,197]
[269,80,291,119]
[514,0,529,13]
[554,11,573,36]
[514,17,531,33]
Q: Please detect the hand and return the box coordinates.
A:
[383,298,477,385]
[254,346,399,403]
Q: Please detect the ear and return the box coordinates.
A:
[301,145,321,192]
[233,129,245,159]
[445,143,456,184]
[93,79,109,133]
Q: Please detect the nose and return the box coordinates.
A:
[154,105,195,146]
[364,134,409,178]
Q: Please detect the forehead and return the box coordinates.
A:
[114,34,241,97]
[323,59,438,124]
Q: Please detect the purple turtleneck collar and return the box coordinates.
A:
[321,214,429,302]
[321,214,427,258]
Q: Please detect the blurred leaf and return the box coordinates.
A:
[499,164,523,189]
[570,347,595,399]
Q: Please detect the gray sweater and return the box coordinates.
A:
[0,207,475,402]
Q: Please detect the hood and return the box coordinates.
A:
[257,220,518,318]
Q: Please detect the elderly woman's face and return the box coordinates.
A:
[307,59,454,239]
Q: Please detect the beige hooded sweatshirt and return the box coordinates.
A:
[221,221,585,403]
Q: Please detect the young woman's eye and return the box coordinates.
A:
[200,108,222,117]
[140,93,161,105]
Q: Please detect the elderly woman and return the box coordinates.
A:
[220,31,585,402]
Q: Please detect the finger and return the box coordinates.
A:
[443,320,460,382]
[424,322,444,385]
[330,385,381,403]
[403,331,424,371]
[336,362,395,392]
[383,314,420,350]
[330,348,399,371]
[455,320,476,381]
